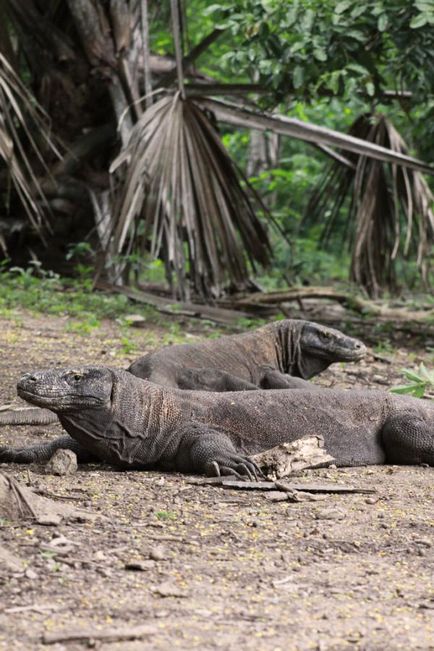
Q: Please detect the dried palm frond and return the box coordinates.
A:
[304,113,434,297]
[198,99,434,176]
[109,92,271,299]
[0,53,62,236]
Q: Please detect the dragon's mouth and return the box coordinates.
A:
[17,387,50,403]
[336,347,367,361]
[305,342,367,362]
[17,386,102,410]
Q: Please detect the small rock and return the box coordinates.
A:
[25,568,38,580]
[149,546,168,561]
[365,496,379,505]
[93,550,107,561]
[37,514,62,526]
[124,314,146,327]
[40,535,78,555]
[315,508,345,521]
[414,537,432,548]
[155,610,170,618]
[45,449,78,476]
[97,568,112,578]
[152,581,187,598]
[372,375,389,385]
[0,547,25,573]
[264,491,289,502]
[291,491,326,502]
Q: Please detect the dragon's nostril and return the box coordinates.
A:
[28,375,38,382]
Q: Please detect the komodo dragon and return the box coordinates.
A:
[0,367,433,476]
[127,319,367,391]
[0,320,367,426]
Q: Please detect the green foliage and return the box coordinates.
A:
[207,0,434,103]
[0,267,156,327]
[66,317,102,335]
[156,510,177,521]
[391,364,434,398]
[373,339,394,355]
[65,241,94,261]
[236,316,267,330]
[222,101,359,286]
[119,336,138,355]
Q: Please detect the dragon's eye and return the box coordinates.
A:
[320,331,331,340]
[66,372,83,383]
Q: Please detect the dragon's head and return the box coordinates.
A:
[17,367,114,413]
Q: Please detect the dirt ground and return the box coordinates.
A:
[0,309,433,651]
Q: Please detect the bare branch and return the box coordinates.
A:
[170,0,185,98]
[141,0,153,108]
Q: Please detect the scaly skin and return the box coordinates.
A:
[0,319,367,426]
[0,408,58,425]
[128,319,367,391]
[0,367,433,477]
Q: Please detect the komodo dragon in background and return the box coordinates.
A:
[1,367,433,476]
[128,318,367,390]
[0,320,366,426]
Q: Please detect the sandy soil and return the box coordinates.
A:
[0,310,433,651]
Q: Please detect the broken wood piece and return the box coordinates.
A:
[215,480,277,490]
[263,491,289,502]
[220,479,376,494]
[187,476,232,486]
[264,490,328,502]
[0,472,100,525]
[186,476,376,495]
[274,481,376,494]
[251,435,335,480]
[42,623,158,644]
[5,604,60,614]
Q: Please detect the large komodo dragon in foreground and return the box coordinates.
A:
[0,319,367,426]
[1,367,433,476]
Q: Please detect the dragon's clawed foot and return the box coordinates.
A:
[205,456,262,481]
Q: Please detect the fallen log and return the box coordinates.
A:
[221,286,434,323]
[95,281,251,326]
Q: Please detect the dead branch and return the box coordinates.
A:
[187,476,376,494]
[220,287,434,323]
[43,624,158,644]
[196,98,434,176]
[95,282,251,326]
[0,472,100,525]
